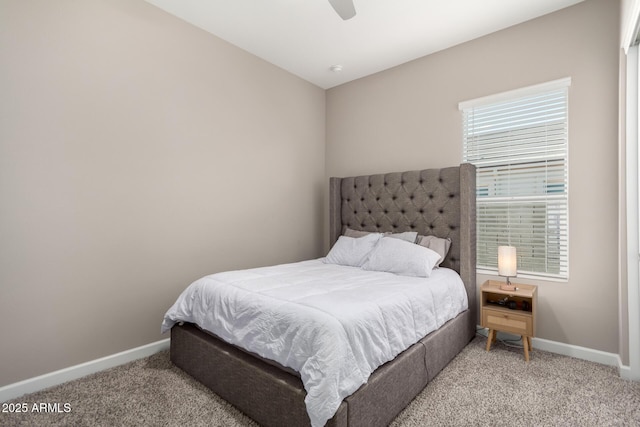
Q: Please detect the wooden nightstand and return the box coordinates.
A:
[480,280,537,362]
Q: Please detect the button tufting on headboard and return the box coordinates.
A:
[328,164,477,324]
[331,166,472,274]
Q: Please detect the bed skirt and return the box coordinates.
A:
[170,309,473,427]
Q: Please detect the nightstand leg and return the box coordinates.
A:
[522,336,530,362]
[486,329,494,352]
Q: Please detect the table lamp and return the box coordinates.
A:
[498,245,517,291]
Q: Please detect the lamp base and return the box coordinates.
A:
[500,277,516,291]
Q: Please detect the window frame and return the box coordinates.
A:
[459,77,571,281]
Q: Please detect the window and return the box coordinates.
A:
[460,78,570,280]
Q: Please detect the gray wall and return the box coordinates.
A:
[0,0,325,386]
[0,0,622,388]
[326,0,620,353]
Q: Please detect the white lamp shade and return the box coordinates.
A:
[498,246,517,277]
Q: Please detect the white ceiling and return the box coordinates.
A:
[144,0,584,89]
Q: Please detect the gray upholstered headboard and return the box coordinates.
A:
[329,163,477,317]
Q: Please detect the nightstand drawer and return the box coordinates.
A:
[482,309,532,336]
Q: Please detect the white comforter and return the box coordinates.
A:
[161,259,468,427]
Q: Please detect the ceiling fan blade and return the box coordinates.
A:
[328,0,356,20]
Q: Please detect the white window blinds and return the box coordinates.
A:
[460,78,570,280]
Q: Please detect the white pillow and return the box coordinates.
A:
[324,233,383,267]
[362,237,441,277]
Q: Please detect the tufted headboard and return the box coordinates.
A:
[329,164,477,317]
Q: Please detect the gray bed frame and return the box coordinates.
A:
[170,164,476,426]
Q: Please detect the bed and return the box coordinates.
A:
[163,163,476,427]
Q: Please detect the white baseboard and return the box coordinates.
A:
[477,326,620,368]
[0,338,170,403]
[618,358,640,380]
[531,337,619,367]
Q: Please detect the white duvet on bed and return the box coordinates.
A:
[161,259,468,427]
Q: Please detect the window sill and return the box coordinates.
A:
[476,268,568,284]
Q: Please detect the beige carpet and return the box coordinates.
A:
[2,337,640,426]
